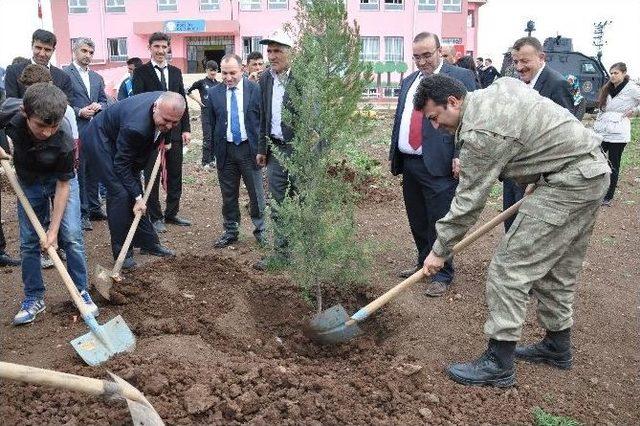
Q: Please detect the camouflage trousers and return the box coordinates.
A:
[484,151,610,341]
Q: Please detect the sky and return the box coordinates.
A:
[0,0,638,79]
[478,0,640,79]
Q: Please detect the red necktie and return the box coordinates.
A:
[408,109,423,151]
[158,139,168,192]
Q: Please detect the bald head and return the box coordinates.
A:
[441,45,456,65]
[153,92,186,132]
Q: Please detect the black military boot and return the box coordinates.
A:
[514,328,573,369]
[446,339,516,388]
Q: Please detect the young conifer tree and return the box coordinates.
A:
[269,0,373,312]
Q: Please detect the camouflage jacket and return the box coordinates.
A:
[432,77,609,258]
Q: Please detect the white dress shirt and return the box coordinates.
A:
[270,68,290,140]
[151,59,169,89]
[527,63,546,88]
[398,60,444,155]
[226,80,248,142]
[73,61,91,95]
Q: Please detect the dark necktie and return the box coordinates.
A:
[154,65,167,91]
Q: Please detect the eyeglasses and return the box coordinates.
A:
[412,50,438,62]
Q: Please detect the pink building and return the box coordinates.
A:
[51,0,485,89]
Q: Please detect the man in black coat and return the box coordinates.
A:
[389,32,478,297]
[503,36,575,231]
[81,92,183,269]
[133,32,191,233]
[4,29,72,100]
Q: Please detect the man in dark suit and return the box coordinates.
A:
[133,32,191,233]
[389,32,477,297]
[503,36,575,231]
[187,60,219,169]
[206,54,265,248]
[4,29,73,100]
[64,38,109,230]
[254,30,296,269]
[81,92,182,269]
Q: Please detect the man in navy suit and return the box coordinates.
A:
[389,32,477,297]
[64,38,109,230]
[503,37,575,231]
[207,54,265,248]
[4,29,73,100]
[81,92,183,269]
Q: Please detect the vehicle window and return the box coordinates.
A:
[581,63,596,74]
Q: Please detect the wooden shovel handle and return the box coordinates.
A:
[0,159,89,317]
[0,361,143,403]
[352,197,526,320]
[112,148,163,276]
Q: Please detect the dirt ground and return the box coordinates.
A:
[1,111,639,425]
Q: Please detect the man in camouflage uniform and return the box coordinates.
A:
[416,74,610,387]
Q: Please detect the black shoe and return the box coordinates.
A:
[89,209,108,221]
[140,244,175,257]
[165,216,191,226]
[515,329,573,369]
[152,220,167,233]
[0,252,21,267]
[121,257,137,270]
[82,217,93,231]
[399,265,420,278]
[446,340,516,388]
[213,234,238,249]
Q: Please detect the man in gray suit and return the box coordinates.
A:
[64,38,108,230]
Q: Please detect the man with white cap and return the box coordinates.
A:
[255,29,295,269]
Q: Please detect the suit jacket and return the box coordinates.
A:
[533,65,575,115]
[207,78,262,170]
[258,70,295,155]
[4,61,73,100]
[132,61,190,140]
[390,63,478,178]
[63,64,108,133]
[81,92,167,199]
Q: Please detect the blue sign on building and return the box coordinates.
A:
[164,20,206,33]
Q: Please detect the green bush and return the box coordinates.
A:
[532,407,581,426]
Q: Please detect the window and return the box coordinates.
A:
[384,87,401,97]
[200,0,219,10]
[582,63,597,74]
[360,37,379,62]
[106,0,125,12]
[268,0,287,9]
[240,0,261,10]
[68,0,88,13]
[384,37,403,62]
[157,0,177,12]
[70,37,81,51]
[384,0,403,10]
[418,0,436,11]
[467,10,474,27]
[442,0,461,12]
[243,37,263,60]
[107,38,128,61]
[360,0,378,10]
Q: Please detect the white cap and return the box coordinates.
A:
[259,29,294,48]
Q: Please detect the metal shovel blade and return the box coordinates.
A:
[304,304,362,345]
[94,264,117,301]
[109,372,164,426]
[71,315,136,366]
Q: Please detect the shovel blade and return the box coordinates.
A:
[71,315,136,366]
[304,304,362,345]
[109,372,165,426]
[94,264,114,301]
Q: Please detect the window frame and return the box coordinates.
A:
[157,0,178,12]
[417,0,436,12]
[105,0,125,13]
[384,36,404,62]
[68,0,88,14]
[360,36,380,62]
[240,0,261,11]
[243,36,263,61]
[360,0,379,11]
[268,0,288,10]
[442,0,461,13]
[200,0,220,11]
[383,0,404,11]
[107,37,128,62]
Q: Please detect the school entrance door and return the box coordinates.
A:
[186,36,234,73]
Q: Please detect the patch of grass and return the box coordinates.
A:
[621,118,640,171]
[601,235,616,245]
[532,407,581,426]
[182,175,196,185]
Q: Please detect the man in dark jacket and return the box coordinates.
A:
[81,92,184,269]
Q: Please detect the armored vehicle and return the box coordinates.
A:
[501,36,609,117]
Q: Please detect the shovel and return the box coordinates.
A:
[95,146,164,300]
[306,197,526,345]
[0,157,136,366]
[0,361,164,425]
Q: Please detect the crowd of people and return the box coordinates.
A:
[0,26,638,389]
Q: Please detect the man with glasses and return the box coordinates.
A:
[389,32,477,297]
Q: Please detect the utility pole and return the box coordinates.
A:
[593,21,612,60]
[525,20,536,37]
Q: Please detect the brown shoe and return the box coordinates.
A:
[399,266,420,278]
[425,281,450,297]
